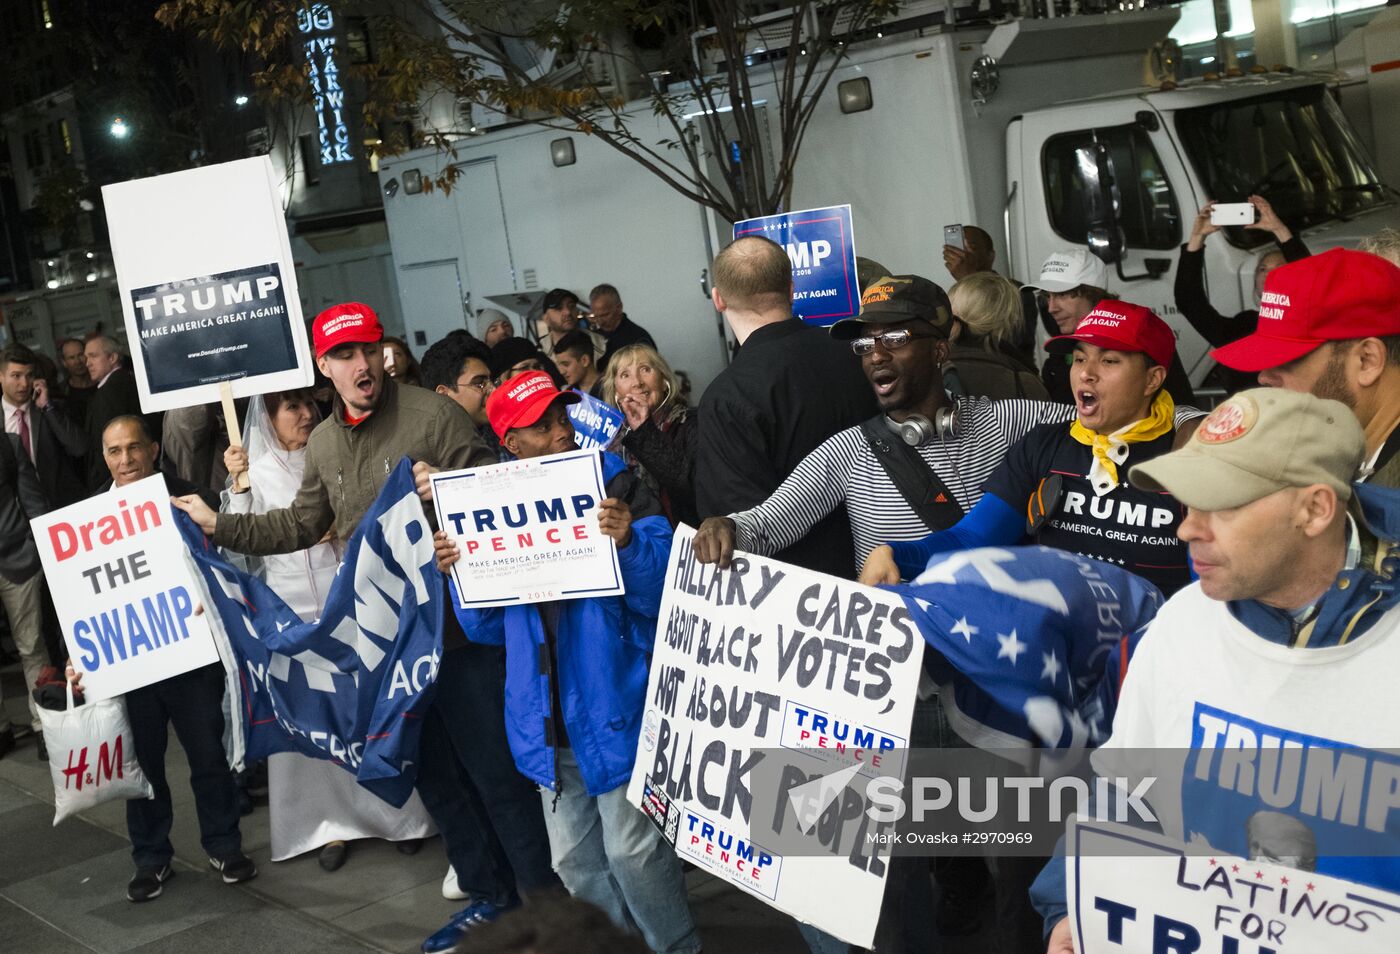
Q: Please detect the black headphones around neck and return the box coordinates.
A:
[884,405,959,445]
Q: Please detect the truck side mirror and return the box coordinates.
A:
[1076,142,1124,266]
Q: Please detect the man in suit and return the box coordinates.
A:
[2,345,88,507]
[0,425,48,760]
[83,335,152,491]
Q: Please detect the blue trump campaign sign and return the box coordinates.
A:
[897,546,1163,754]
[567,389,624,451]
[734,205,859,326]
[176,459,441,808]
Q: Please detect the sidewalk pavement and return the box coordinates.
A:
[0,659,809,954]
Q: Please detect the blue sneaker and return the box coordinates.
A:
[421,898,520,953]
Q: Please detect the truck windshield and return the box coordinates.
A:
[1175,85,1389,249]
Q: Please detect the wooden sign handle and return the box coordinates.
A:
[220,381,249,493]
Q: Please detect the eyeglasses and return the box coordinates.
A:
[849,329,939,355]
[461,375,492,393]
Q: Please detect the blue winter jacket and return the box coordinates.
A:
[455,452,671,797]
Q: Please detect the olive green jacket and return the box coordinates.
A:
[213,377,494,555]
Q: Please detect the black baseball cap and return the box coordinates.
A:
[829,274,954,340]
[541,288,579,310]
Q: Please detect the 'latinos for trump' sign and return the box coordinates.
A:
[627,527,922,948]
[431,449,622,607]
[1067,817,1400,953]
[30,474,219,701]
[102,156,314,412]
[733,205,859,326]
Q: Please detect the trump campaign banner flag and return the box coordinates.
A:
[176,459,441,808]
[628,526,922,948]
[733,205,859,326]
[431,448,622,608]
[31,473,220,702]
[899,547,1164,754]
[102,156,314,413]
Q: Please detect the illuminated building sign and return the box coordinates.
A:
[298,4,353,165]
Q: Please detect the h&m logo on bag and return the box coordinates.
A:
[61,737,127,792]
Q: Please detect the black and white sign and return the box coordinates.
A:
[102,156,314,412]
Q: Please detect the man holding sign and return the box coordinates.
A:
[174,305,562,948]
[1034,388,1400,951]
[53,416,248,902]
[432,371,699,954]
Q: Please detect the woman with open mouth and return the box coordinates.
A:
[862,300,1200,597]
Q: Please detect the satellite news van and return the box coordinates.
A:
[374,7,1400,392]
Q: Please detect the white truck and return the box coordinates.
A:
[374,8,1399,392]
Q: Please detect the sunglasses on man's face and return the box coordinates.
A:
[849,329,939,355]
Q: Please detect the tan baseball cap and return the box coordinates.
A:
[1129,388,1363,511]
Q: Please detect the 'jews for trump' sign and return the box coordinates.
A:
[431,449,622,607]
[30,474,219,701]
[627,527,921,948]
[102,156,314,412]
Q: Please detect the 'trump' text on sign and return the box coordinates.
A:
[431,449,623,608]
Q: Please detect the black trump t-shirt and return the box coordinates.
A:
[984,423,1190,595]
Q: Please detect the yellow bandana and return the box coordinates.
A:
[1070,391,1175,495]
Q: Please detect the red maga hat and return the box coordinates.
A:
[485,370,580,440]
[312,302,384,358]
[1212,248,1400,372]
[1044,300,1176,369]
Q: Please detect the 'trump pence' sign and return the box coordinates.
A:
[431,449,622,607]
[30,474,219,701]
[733,205,859,326]
[102,156,314,412]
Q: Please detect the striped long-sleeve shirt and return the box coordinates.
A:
[730,397,1077,569]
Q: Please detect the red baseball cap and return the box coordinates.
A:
[1045,300,1176,369]
[1211,248,1400,372]
[313,302,384,358]
[485,370,580,440]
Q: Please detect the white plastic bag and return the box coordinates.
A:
[39,683,154,825]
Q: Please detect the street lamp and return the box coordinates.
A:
[110,117,129,139]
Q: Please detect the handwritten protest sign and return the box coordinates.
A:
[30,474,219,701]
[567,390,624,451]
[102,156,314,413]
[734,205,859,326]
[431,449,622,608]
[627,526,921,947]
[1067,817,1400,953]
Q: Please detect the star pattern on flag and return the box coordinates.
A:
[1040,650,1062,685]
[950,617,979,644]
[996,629,1027,666]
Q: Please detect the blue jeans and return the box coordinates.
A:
[541,749,700,954]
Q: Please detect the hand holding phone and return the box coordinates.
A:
[1210,203,1257,226]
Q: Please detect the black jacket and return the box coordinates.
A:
[1174,236,1310,394]
[695,319,877,579]
[21,400,88,508]
[0,433,48,583]
[85,365,160,491]
[597,315,656,371]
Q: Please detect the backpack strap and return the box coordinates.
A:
[858,417,966,532]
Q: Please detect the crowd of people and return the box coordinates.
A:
[3,205,1400,954]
